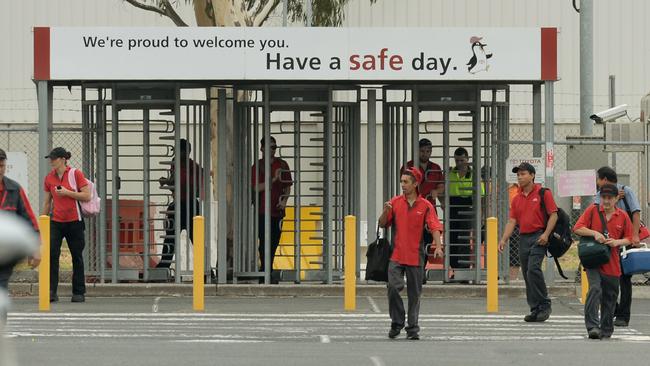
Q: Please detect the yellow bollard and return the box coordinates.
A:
[193,216,205,311]
[580,267,589,304]
[38,215,50,312]
[344,215,356,311]
[486,217,498,313]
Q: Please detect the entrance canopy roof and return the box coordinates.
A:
[33,27,557,83]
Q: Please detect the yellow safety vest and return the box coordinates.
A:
[448,168,485,197]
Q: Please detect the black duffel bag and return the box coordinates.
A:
[365,227,392,282]
[578,205,611,269]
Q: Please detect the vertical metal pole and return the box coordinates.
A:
[609,75,617,169]
[217,89,228,284]
[324,87,333,283]
[97,92,107,283]
[367,90,377,249]
[263,86,272,285]
[294,110,301,283]
[473,89,482,284]
[544,81,556,284]
[174,85,182,283]
[143,109,150,282]
[442,110,450,281]
[533,84,542,157]
[37,81,52,213]
[111,90,119,283]
[282,0,288,26]
[382,96,390,200]
[305,0,312,27]
[412,86,419,163]
[580,0,594,136]
[202,96,212,284]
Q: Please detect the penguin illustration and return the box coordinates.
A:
[467,36,493,74]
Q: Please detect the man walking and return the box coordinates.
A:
[379,167,443,340]
[499,162,557,322]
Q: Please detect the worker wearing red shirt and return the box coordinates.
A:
[379,167,443,340]
[42,147,91,303]
[574,183,632,340]
[499,162,557,322]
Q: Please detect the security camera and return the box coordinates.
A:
[590,104,628,123]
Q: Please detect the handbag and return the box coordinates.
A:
[365,227,392,282]
[578,205,612,269]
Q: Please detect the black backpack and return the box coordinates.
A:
[539,187,573,279]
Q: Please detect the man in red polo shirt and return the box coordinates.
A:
[378,167,443,340]
[574,183,632,339]
[499,162,557,322]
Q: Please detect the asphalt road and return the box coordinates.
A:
[2,296,650,366]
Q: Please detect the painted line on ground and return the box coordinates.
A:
[319,335,331,343]
[369,356,385,366]
[367,297,381,313]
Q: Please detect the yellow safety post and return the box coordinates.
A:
[580,267,589,304]
[38,215,50,312]
[193,216,205,311]
[486,217,498,313]
[344,215,356,311]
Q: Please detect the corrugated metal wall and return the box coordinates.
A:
[2,0,649,124]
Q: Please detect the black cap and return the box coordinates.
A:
[44,147,68,159]
[599,183,618,197]
[0,148,6,160]
[512,162,536,175]
[419,138,432,148]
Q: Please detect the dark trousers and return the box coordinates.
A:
[51,220,86,296]
[258,215,283,273]
[387,260,424,334]
[614,255,632,323]
[158,200,198,268]
[585,268,619,336]
[0,264,12,291]
[519,232,551,312]
[449,196,473,268]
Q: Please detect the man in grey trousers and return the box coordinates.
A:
[378,167,443,340]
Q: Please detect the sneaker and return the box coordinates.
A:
[406,333,420,340]
[71,294,85,303]
[613,318,628,327]
[388,328,401,339]
[588,327,602,340]
[535,307,552,322]
[49,293,59,303]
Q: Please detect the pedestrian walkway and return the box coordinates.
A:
[5,312,650,343]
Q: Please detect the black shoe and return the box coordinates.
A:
[588,327,602,340]
[49,293,59,303]
[524,310,538,322]
[406,333,420,340]
[614,318,629,327]
[535,307,551,322]
[388,328,401,339]
[71,294,85,303]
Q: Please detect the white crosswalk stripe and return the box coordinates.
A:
[4,313,650,343]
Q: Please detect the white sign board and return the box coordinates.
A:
[36,27,557,81]
[556,170,597,198]
[506,157,545,186]
[5,152,29,196]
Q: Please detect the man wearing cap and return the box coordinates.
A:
[574,183,632,339]
[378,167,443,340]
[0,148,40,291]
[593,166,644,327]
[400,138,444,283]
[499,162,557,322]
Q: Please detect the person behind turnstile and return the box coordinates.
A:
[399,138,444,284]
[593,166,645,328]
[574,184,633,340]
[251,136,292,284]
[378,167,443,340]
[42,147,91,303]
[157,139,203,269]
[448,147,484,271]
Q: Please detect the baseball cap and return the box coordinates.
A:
[512,162,536,175]
[0,148,6,160]
[599,183,618,197]
[405,167,423,185]
[44,147,68,159]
